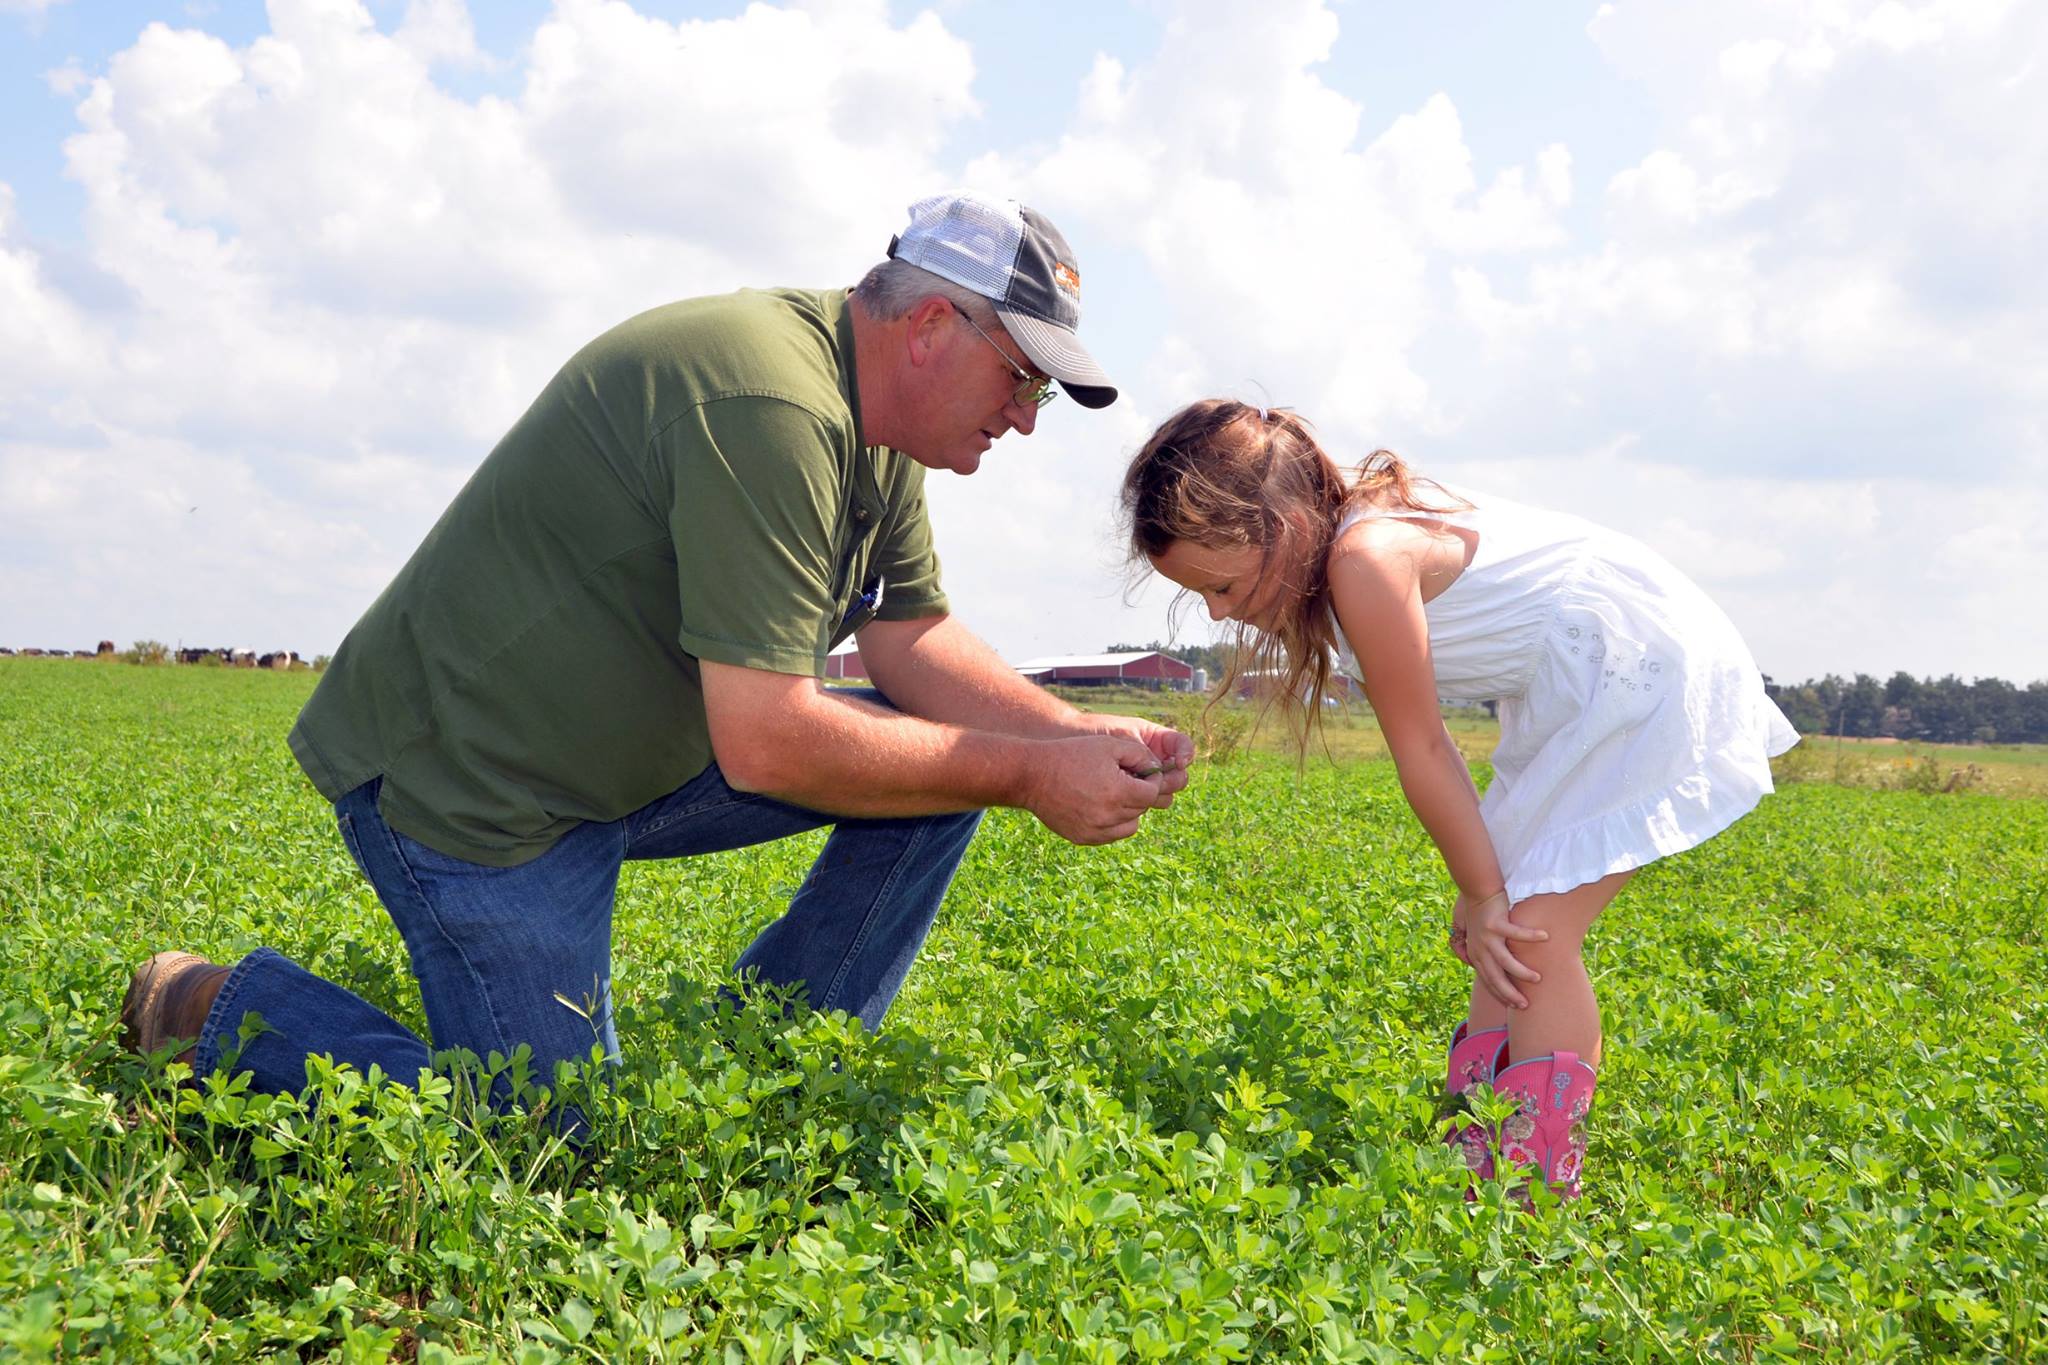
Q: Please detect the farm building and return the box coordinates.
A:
[822,643,870,681]
[1015,651,1198,692]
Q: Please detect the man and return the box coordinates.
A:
[121,191,1193,1097]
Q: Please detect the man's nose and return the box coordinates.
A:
[1007,399,1039,436]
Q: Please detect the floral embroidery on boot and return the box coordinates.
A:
[1442,1021,1509,1187]
[1490,1050,1598,1202]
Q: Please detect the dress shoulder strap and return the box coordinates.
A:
[1335,490,1481,539]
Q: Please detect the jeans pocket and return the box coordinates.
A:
[389,826,494,880]
[335,810,373,882]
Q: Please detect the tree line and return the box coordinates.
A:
[1112,640,2046,746]
[1764,672,2048,745]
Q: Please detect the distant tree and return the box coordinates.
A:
[1881,671,1920,737]
[127,639,169,666]
[1840,674,1884,738]
[1968,676,2020,743]
[1770,669,2046,744]
[1914,675,1967,742]
[2023,682,2048,744]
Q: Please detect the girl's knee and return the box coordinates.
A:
[1510,871,1630,942]
[1515,937,1591,983]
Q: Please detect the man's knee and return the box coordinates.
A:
[925,805,985,846]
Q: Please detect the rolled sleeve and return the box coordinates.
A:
[870,467,949,620]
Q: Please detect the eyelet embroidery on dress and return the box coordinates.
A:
[1586,630,1672,695]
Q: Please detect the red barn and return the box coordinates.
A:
[1015,651,1197,692]
[823,643,870,681]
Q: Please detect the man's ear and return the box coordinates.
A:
[904,297,954,367]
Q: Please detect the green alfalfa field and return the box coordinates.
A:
[1,658,2044,1362]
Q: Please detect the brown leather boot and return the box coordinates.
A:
[120,951,232,1067]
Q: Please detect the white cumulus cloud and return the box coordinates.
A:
[2,0,2041,684]
[3,0,980,654]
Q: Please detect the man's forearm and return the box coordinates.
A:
[702,657,1170,845]
[858,615,1083,738]
[721,685,1044,818]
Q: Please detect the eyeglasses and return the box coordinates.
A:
[955,308,1060,408]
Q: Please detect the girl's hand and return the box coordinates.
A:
[1448,893,1473,967]
[1466,891,1548,1009]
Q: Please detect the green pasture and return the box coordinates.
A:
[1048,684,2048,798]
[1,658,2044,1361]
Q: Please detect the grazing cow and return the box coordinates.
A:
[97,640,116,657]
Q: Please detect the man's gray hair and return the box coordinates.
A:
[852,259,999,327]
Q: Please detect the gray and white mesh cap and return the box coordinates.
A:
[886,190,1118,409]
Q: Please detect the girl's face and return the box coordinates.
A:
[1151,539,1284,632]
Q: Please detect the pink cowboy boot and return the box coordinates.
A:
[1492,1051,1598,1200]
[1443,1021,1509,1182]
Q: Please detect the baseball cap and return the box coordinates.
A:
[886,190,1118,409]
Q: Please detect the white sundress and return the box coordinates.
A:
[1335,488,1801,902]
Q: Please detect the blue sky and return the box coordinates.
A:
[3,0,2043,682]
[2,1,1654,301]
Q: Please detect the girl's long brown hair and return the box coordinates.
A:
[1121,398,1463,754]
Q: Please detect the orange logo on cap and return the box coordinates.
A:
[1053,261,1081,297]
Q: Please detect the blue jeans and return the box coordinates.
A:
[191,739,984,1098]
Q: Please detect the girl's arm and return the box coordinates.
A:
[1328,523,1545,1005]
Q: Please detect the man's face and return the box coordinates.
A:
[901,306,1046,476]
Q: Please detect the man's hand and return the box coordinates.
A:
[1080,714,1194,807]
[701,658,1182,840]
[1022,735,1170,845]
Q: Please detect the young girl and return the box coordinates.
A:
[1124,398,1799,1199]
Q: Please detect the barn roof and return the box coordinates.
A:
[1014,651,1190,670]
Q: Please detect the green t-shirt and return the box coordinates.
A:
[289,288,947,866]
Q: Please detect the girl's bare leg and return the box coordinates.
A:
[1466,979,1512,1035]
[1465,870,1632,1067]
